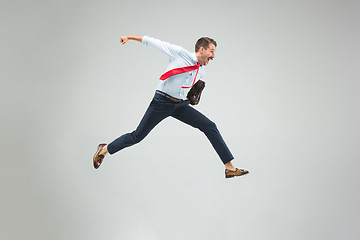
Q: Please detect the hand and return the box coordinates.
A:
[120,36,129,45]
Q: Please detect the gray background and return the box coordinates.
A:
[1,0,359,239]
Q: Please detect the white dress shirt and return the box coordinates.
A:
[142,36,205,100]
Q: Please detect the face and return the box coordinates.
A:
[197,43,216,66]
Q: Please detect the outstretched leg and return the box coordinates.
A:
[173,105,249,177]
[106,100,172,155]
[172,105,234,165]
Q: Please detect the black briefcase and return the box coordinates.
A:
[187,80,205,105]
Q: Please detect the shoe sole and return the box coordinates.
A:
[225,171,249,178]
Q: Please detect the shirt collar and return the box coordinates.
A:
[192,52,198,63]
[192,52,203,67]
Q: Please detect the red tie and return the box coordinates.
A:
[160,62,200,80]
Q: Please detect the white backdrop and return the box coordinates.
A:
[1,0,359,239]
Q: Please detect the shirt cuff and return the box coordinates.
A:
[142,36,149,45]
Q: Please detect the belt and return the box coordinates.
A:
[156,90,183,103]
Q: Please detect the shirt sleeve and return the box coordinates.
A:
[142,36,183,58]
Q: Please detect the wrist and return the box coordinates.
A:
[129,35,143,43]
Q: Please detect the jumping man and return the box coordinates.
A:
[93,35,249,178]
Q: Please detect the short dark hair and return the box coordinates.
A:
[195,37,217,52]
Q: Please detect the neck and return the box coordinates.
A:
[195,52,203,65]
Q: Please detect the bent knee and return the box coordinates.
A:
[200,120,217,131]
[131,131,147,144]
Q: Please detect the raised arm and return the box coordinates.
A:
[120,35,143,45]
[120,35,185,59]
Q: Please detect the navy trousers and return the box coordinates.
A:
[107,92,234,164]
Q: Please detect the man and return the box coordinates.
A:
[93,35,249,178]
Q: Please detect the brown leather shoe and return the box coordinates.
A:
[93,144,107,169]
[225,168,249,178]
